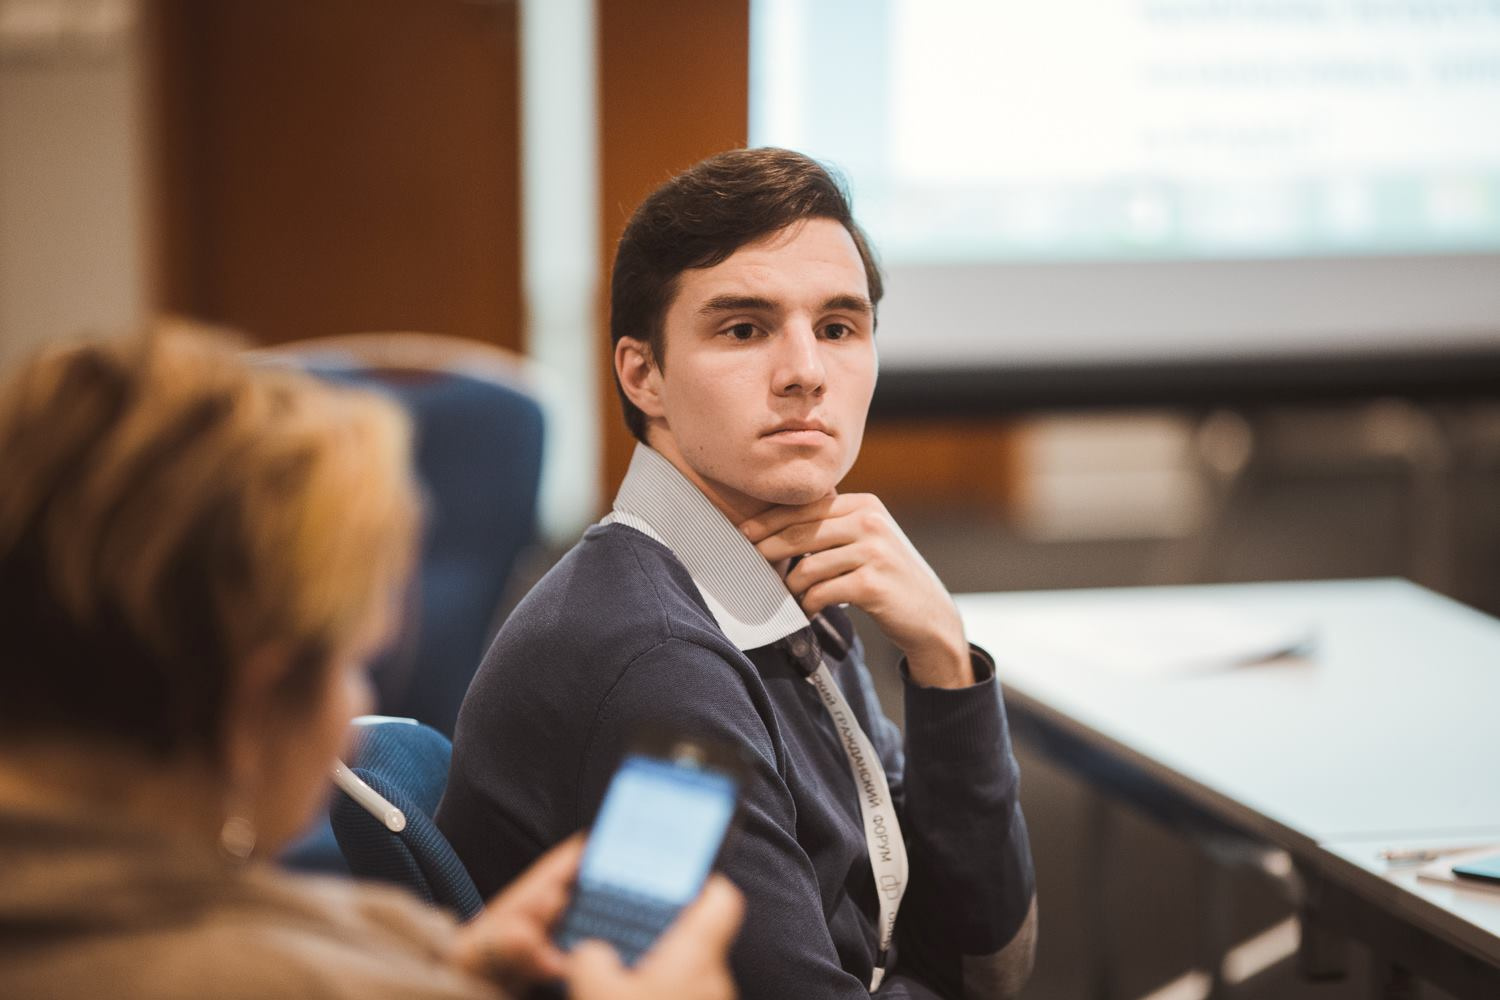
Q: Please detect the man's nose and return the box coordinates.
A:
[773,323,826,397]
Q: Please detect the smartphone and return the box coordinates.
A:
[555,736,742,965]
[1452,853,1500,885]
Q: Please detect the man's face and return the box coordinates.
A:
[621,217,877,520]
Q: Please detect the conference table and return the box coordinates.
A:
[955,578,1500,1000]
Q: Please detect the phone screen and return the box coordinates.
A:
[1452,853,1500,885]
[557,753,738,963]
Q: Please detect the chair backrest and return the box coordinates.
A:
[261,333,545,736]
[330,718,484,920]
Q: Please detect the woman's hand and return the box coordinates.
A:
[448,835,582,992]
[450,837,743,1000]
[568,875,743,1000]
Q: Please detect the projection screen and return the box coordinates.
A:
[749,0,1500,413]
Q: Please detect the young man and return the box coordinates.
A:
[439,148,1036,999]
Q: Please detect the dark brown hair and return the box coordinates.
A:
[609,147,884,442]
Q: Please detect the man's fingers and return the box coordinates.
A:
[800,574,865,618]
[784,545,865,596]
[752,513,865,562]
[738,493,852,542]
[646,875,745,967]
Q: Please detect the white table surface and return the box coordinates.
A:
[957,578,1500,850]
[1323,833,1500,966]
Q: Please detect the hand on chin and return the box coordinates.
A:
[738,492,975,688]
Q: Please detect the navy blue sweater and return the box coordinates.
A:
[437,523,1034,998]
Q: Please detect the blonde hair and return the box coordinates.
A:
[0,327,420,757]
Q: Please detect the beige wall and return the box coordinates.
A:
[0,0,146,372]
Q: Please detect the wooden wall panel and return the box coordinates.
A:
[147,0,522,351]
[596,0,752,494]
[843,420,1020,513]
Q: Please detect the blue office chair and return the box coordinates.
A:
[330,716,484,920]
[266,333,545,873]
[285,333,545,736]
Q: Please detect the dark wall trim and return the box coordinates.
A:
[871,349,1500,420]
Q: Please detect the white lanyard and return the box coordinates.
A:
[806,657,908,991]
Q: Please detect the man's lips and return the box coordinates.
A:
[762,421,834,440]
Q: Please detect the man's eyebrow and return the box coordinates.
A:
[698,295,778,315]
[695,293,874,317]
[822,294,873,315]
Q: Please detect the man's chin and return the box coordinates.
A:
[745,465,843,508]
[757,483,834,507]
[691,450,850,514]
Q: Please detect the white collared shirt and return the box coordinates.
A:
[602,443,812,652]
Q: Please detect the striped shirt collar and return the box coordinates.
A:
[602,443,810,651]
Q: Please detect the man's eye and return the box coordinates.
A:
[726,323,757,341]
[824,323,851,340]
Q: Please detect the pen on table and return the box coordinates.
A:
[1378,845,1497,865]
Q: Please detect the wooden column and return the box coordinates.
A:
[146,0,523,351]
[596,0,752,495]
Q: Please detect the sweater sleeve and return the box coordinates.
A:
[888,645,1038,1000]
[576,637,885,1000]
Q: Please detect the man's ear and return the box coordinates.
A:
[615,336,665,419]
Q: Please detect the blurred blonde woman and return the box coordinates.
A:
[0,329,740,1000]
